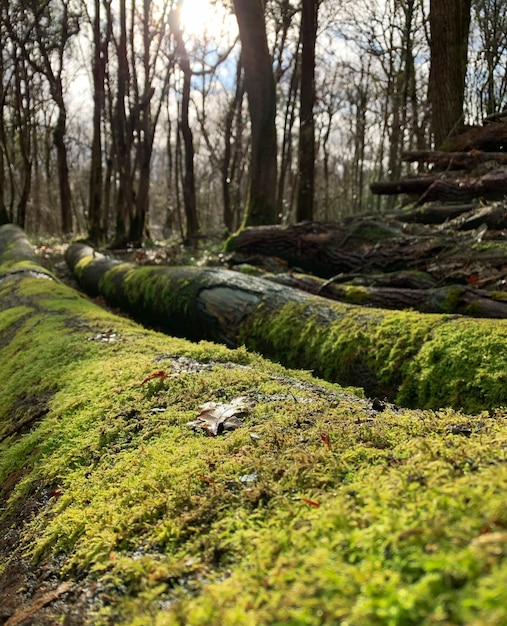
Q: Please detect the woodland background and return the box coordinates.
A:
[0,0,501,246]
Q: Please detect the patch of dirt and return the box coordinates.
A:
[0,480,100,626]
[0,388,99,625]
[0,392,54,447]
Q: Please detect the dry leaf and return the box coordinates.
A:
[187,396,252,436]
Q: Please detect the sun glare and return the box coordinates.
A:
[180,0,237,40]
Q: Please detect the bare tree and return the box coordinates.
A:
[428,0,472,147]
[4,0,80,234]
[296,0,318,221]
[471,0,507,117]
[87,0,111,243]
[169,5,199,244]
[232,0,278,226]
[108,0,173,246]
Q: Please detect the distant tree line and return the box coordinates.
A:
[0,0,505,245]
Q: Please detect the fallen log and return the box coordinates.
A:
[65,240,507,411]
[226,220,447,278]
[372,168,507,204]
[444,121,507,152]
[225,221,507,287]
[370,175,438,195]
[401,201,480,224]
[444,201,507,231]
[4,225,507,625]
[401,150,507,171]
[266,272,507,318]
[416,168,507,204]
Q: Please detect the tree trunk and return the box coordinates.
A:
[53,107,73,234]
[222,59,245,233]
[296,0,318,222]
[65,239,507,411]
[428,0,472,147]
[87,0,110,244]
[111,0,133,248]
[171,12,199,244]
[232,0,278,226]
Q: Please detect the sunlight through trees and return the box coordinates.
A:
[0,0,505,242]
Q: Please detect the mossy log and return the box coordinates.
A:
[266,271,507,319]
[4,228,507,625]
[64,241,507,412]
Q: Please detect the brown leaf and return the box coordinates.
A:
[187,396,252,436]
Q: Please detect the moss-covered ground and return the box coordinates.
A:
[2,255,507,624]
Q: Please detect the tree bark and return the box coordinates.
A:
[428,0,472,147]
[225,217,507,289]
[227,219,444,278]
[171,11,199,244]
[401,150,507,170]
[110,0,132,248]
[370,175,438,196]
[266,272,507,319]
[87,0,110,244]
[372,168,507,203]
[296,0,318,222]
[416,168,507,204]
[232,0,278,226]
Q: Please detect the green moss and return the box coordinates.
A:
[67,249,507,413]
[489,291,507,301]
[3,260,507,624]
[343,285,370,305]
[441,287,464,314]
[240,300,507,411]
[236,264,266,277]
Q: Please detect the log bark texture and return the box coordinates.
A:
[401,150,507,170]
[371,169,507,202]
[369,175,438,196]
[267,272,507,318]
[225,219,507,291]
[65,239,507,410]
